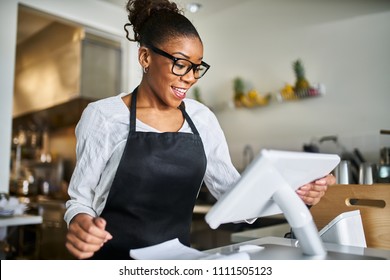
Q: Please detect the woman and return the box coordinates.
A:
[64,0,335,260]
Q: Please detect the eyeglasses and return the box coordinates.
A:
[148,45,210,79]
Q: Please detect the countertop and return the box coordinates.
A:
[204,236,390,260]
[0,214,42,228]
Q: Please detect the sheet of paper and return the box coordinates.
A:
[129,238,250,260]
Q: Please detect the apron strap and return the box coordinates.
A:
[178,102,200,136]
[129,87,138,133]
[129,88,199,135]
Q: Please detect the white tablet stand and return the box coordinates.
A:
[205,149,340,257]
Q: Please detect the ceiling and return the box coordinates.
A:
[99,0,251,18]
[17,0,250,45]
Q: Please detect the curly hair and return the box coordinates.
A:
[124,0,201,46]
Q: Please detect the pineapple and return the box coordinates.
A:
[233,77,245,107]
[293,59,310,98]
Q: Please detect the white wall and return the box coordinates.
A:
[0,0,139,193]
[189,0,390,170]
[0,1,18,193]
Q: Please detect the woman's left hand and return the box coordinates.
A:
[296,174,336,206]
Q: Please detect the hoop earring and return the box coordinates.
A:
[143,67,149,74]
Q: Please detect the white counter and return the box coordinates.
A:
[0,214,43,259]
[204,236,390,260]
[0,214,42,228]
[0,214,42,242]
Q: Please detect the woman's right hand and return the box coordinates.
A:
[65,213,113,259]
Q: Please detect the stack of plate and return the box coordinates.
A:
[0,209,14,218]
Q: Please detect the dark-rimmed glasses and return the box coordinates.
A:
[148,45,210,79]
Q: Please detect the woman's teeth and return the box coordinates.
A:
[172,87,187,99]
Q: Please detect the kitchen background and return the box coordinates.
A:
[0,0,389,258]
[2,0,390,192]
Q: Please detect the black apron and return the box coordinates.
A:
[92,87,207,259]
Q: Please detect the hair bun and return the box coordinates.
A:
[124,0,199,46]
[148,0,181,15]
[125,0,183,42]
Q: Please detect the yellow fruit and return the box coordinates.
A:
[257,93,271,106]
[281,83,297,100]
[283,83,294,94]
[240,95,255,108]
[247,89,259,100]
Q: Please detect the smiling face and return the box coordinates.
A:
[138,36,204,109]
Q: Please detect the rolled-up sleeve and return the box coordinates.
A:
[64,104,111,226]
